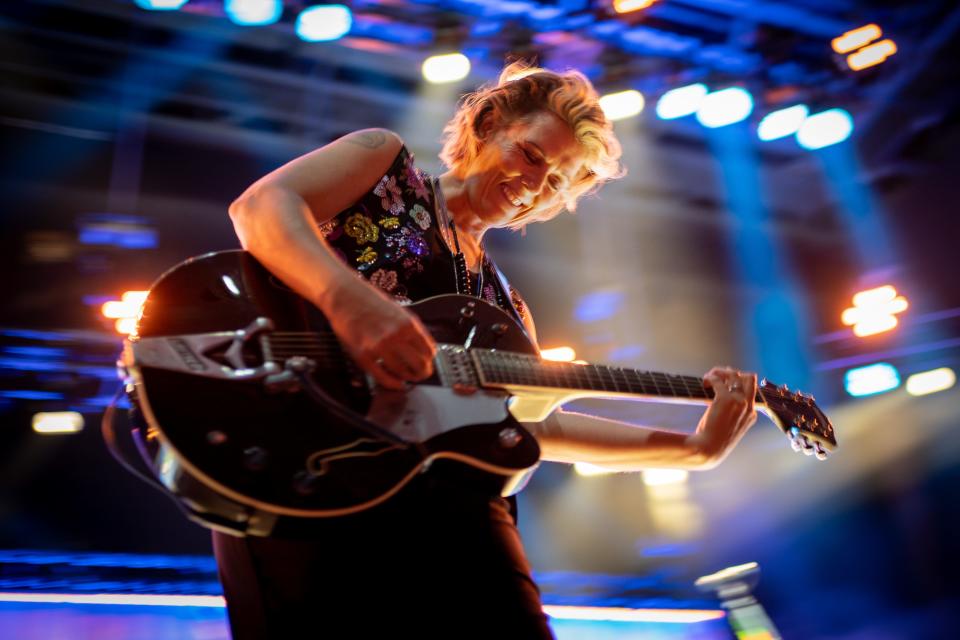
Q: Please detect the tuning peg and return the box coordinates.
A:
[801,436,816,456]
[789,427,804,452]
[814,442,828,461]
[779,384,789,396]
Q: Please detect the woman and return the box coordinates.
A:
[218,62,758,638]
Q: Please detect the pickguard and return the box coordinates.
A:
[364,385,511,442]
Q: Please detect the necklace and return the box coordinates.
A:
[431,176,486,299]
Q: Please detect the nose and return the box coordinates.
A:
[521,164,549,198]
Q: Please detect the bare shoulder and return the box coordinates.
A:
[246,128,406,223]
[341,128,404,151]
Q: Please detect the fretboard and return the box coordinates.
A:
[474,350,721,401]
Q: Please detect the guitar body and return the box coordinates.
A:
[124,250,541,536]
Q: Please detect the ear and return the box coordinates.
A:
[473,105,499,143]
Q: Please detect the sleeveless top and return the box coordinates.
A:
[318,145,531,521]
[319,145,529,326]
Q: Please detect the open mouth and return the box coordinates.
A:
[500,183,523,208]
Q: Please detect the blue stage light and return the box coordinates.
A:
[133,0,188,10]
[695,87,753,128]
[796,108,853,150]
[844,362,900,397]
[296,5,352,42]
[225,0,282,26]
[574,290,624,323]
[757,104,808,141]
[655,83,707,120]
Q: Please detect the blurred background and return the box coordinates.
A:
[1,1,959,638]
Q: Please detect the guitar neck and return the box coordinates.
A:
[471,349,756,404]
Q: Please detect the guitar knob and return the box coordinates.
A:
[491,323,509,336]
[292,470,318,496]
[498,427,523,449]
[243,446,269,472]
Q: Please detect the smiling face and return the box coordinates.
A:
[459,110,586,229]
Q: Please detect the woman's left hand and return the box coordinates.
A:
[689,366,759,466]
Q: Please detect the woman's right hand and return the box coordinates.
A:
[321,279,437,390]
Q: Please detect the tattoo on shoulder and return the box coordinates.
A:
[347,130,388,149]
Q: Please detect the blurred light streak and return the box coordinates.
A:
[0,592,225,607]
[842,285,908,337]
[541,346,577,362]
[115,318,138,335]
[695,87,753,128]
[905,367,955,396]
[813,134,895,270]
[831,24,882,54]
[613,0,658,15]
[757,104,808,141]
[847,39,897,71]
[642,469,689,486]
[0,592,723,623]
[296,5,352,42]
[422,53,471,84]
[574,462,617,476]
[796,108,853,149]
[599,90,645,121]
[101,291,148,326]
[0,390,64,400]
[844,363,900,397]
[815,336,960,371]
[574,290,624,323]
[225,0,282,26]
[133,0,188,10]
[655,83,708,120]
[32,412,85,435]
[704,124,813,391]
[542,605,724,623]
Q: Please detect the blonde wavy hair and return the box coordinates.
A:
[440,61,625,229]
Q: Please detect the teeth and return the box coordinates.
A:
[502,184,523,207]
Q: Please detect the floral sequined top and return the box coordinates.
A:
[319,145,529,329]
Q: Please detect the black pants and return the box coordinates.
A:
[212,472,555,639]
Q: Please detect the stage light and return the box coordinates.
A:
[757,104,809,141]
[695,87,754,128]
[574,462,617,476]
[655,83,707,120]
[599,90,645,121]
[906,367,956,396]
[225,0,282,26]
[575,290,624,323]
[295,5,352,42]
[422,53,471,84]
[541,346,577,362]
[841,285,908,337]
[844,363,900,397]
[847,39,897,71]
[796,108,853,150]
[133,0,188,10]
[613,0,657,14]
[642,469,689,486]
[101,290,148,335]
[32,412,84,435]
[542,605,725,623]
[831,24,881,54]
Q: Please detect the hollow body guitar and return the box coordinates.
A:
[121,250,836,537]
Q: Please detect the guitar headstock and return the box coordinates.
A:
[758,379,837,460]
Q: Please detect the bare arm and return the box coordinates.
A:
[517,306,756,471]
[228,129,436,389]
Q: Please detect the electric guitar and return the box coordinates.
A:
[119,250,837,536]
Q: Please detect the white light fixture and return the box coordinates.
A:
[695,87,753,128]
[655,83,708,120]
[599,90,645,121]
[421,53,471,84]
